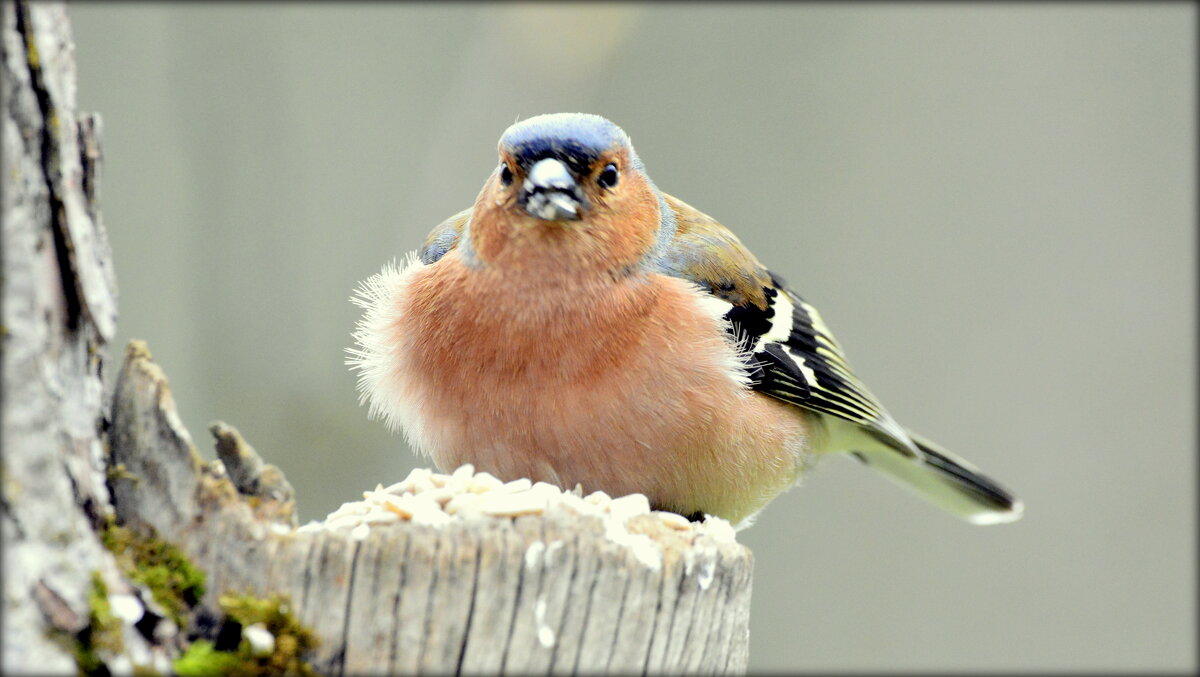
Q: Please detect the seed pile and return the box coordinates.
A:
[296,464,737,568]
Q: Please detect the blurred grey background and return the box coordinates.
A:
[69,3,1194,672]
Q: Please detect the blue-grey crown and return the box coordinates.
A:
[499,113,640,175]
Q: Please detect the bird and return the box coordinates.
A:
[349,112,1022,529]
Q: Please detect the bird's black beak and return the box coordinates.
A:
[521,158,585,221]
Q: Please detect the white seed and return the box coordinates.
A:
[362,488,395,504]
[655,511,692,531]
[303,467,743,566]
[382,480,411,495]
[411,506,453,526]
[468,472,503,493]
[445,492,483,515]
[498,478,532,494]
[109,593,143,623]
[422,487,458,506]
[330,500,370,517]
[552,492,598,516]
[391,467,434,494]
[408,493,442,514]
[479,491,547,517]
[701,515,737,543]
[326,515,363,531]
[451,463,475,482]
[629,537,663,570]
[362,510,400,525]
[525,541,545,570]
[584,490,611,506]
[381,496,414,519]
[243,623,275,656]
[603,516,662,571]
[107,656,134,675]
[608,494,651,523]
[530,481,562,498]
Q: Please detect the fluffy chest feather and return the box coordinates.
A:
[399,249,751,436]
[352,250,812,523]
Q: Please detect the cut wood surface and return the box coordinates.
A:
[2,2,754,673]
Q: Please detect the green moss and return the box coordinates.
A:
[55,582,314,677]
[95,517,316,674]
[131,664,163,677]
[46,572,127,675]
[172,593,318,677]
[99,517,206,627]
[25,31,40,68]
[82,571,125,667]
[86,573,124,656]
[173,640,244,677]
[105,462,140,485]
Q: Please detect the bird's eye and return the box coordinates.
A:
[598,163,619,189]
[499,163,513,186]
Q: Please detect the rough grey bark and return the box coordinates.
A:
[2,3,753,673]
[1,1,145,673]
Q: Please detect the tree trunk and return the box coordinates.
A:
[2,3,753,674]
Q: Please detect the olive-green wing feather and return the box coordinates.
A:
[659,194,918,457]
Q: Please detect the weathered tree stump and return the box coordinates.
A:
[2,3,754,674]
[107,340,754,675]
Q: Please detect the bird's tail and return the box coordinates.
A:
[852,429,1023,525]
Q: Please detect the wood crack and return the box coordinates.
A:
[640,563,668,676]
[416,531,444,669]
[570,541,604,675]
[664,554,691,668]
[335,539,362,677]
[499,531,529,673]
[546,525,582,671]
[15,1,82,332]
[604,553,636,672]
[386,533,413,674]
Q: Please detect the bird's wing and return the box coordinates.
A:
[418,208,473,264]
[659,194,918,457]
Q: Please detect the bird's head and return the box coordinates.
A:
[467,113,666,272]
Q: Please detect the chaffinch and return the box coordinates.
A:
[350,113,1022,529]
